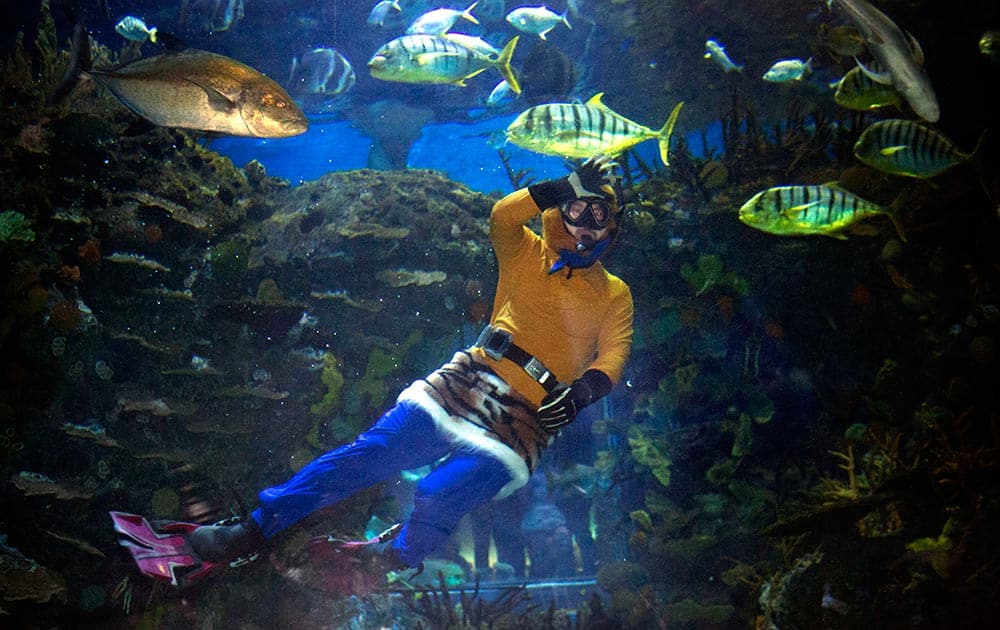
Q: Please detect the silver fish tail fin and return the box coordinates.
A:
[496,36,521,94]
[462,2,480,25]
[656,101,684,167]
[885,195,907,243]
[49,23,91,106]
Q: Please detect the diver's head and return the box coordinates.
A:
[559,181,622,251]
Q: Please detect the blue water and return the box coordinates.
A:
[212,115,723,193]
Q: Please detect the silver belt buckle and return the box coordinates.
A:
[475,325,512,361]
[522,356,550,383]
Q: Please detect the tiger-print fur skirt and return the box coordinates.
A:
[396,351,551,498]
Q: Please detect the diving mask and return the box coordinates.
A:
[561,198,613,230]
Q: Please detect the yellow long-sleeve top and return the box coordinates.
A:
[396,188,634,496]
[470,188,634,407]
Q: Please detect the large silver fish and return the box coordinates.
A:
[53,26,308,138]
[832,0,939,122]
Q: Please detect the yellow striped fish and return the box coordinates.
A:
[853,119,984,178]
[831,66,901,111]
[367,34,520,93]
[739,184,904,240]
[504,94,683,166]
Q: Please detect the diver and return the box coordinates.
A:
[111,156,634,592]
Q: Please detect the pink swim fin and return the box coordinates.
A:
[109,511,221,589]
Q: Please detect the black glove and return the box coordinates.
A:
[528,156,616,210]
[537,370,612,433]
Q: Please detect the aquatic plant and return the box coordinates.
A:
[401,573,535,629]
[356,330,422,408]
[627,425,672,487]
[664,597,734,625]
[310,352,345,417]
[680,253,748,297]
[0,211,34,244]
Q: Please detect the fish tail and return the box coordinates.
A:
[49,23,91,107]
[656,101,684,166]
[496,36,521,95]
[885,195,908,242]
[149,27,158,43]
[562,12,572,30]
[463,1,480,25]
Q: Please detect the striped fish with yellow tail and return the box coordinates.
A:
[739,184,905,241]
[367,34,520,93]
[853,119,985,178]
[504,93,683,166]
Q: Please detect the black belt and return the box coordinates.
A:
[473,325,559,393]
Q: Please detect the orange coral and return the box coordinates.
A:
[78,239,101,266]
[716,294,735,323]
[49,299,82,332]
[849,283,872,306]
[144,224,163,244]
[56,265,81,284]
[763,319,785,339]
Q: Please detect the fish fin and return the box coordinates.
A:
[782,201,823,218]
[855,56,892,85]
[584,92,608,109]
[880,145,909,156]
[884,196,907,242]
[461,2,480,25]
[413,51,464,66]
[487,129,508,149]
[186,79,238,113]
[495,36,520,94]
[456,67,488,85]
[906,31,925,65]
[656,101,684,167]
[49,23,91,106]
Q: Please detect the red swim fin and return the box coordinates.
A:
[109,511,221,589]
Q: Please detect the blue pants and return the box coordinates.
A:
[250,401,513,566]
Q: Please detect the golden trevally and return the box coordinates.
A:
[505,94,683,166]
[739,184,905,241]
[367,34,520,93]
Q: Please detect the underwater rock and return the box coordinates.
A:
[10,471,93,500]
[352,99,434,169]
[376,268,447,287]
[0,536,66,603]
[209,298,307,338]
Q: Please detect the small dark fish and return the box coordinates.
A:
[853,119,984,178]
[52,26,308,138]
[818,24,865,58]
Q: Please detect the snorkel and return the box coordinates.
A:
[545,174,624,275]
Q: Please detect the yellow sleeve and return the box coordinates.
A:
[490,188,541,261]
[590,279,634,386]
